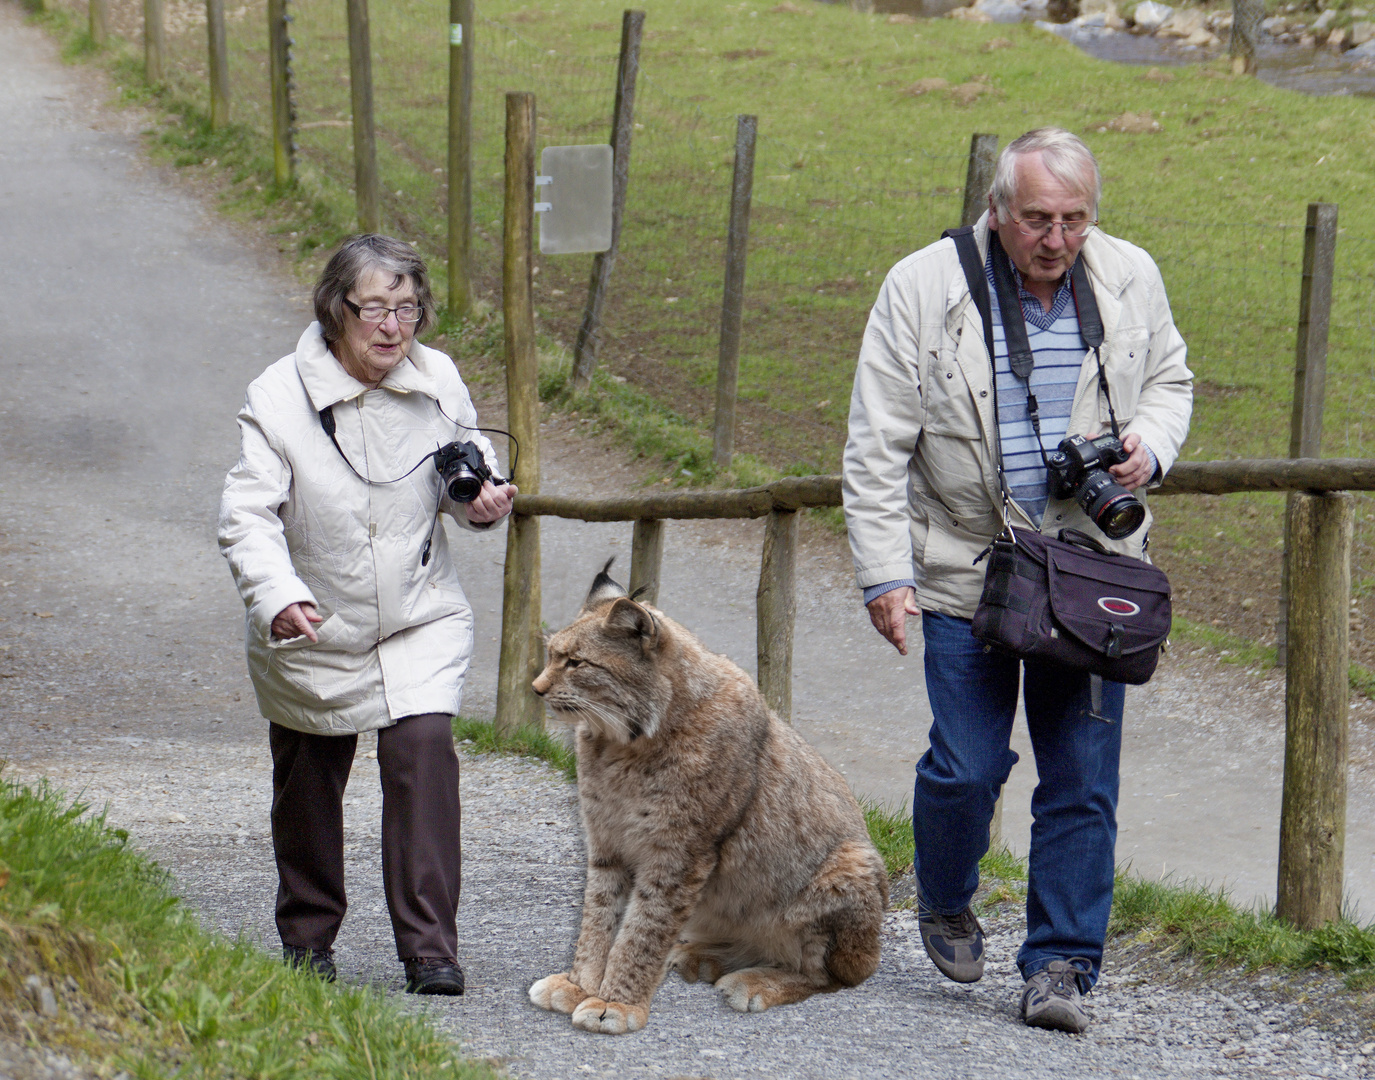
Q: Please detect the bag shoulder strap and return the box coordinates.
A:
[942,225,1014,535]
[941,226,995,362]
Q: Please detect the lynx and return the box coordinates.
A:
[528,560,888,1035]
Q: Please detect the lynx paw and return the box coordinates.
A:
[667,943,724,985]
[718,970,794,1013]
[529,973,588,1014]
[571,997,648,1034]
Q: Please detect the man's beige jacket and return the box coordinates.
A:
[219,324,499,734]
[843,213,1194,619]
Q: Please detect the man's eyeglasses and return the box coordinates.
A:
[344,298,423,324]
[1009,216,1097,240]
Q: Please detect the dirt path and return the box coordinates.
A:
[2,4,1375,1075]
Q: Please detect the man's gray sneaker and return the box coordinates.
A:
[917,904,985,983]
[1020,958,1094,1034]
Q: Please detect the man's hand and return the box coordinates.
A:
[1107,432,1153,490]
[272,601,322,642]
[464,481,518,524]
[866,586,920,656]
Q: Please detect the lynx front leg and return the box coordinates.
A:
[531,861,629,1014]
[569,860,631,995]
[573,856,716,1034]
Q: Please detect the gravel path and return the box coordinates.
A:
[2,3,1374,1077]
[18,736,1375,1079]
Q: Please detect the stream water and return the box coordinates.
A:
[878,0,1375,98]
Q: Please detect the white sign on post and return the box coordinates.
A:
[536,144,614,255]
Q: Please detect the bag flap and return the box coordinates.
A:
[1045,545,1171,658]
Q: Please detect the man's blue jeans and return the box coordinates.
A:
[915,611,1124,988]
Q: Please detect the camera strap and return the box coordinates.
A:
[944,225,1121,540]
[984,231,1121,462]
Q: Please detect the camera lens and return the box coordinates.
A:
[1079,473,1145,539]
[446,470,483,502]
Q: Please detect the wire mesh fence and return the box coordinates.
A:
[44,0,1375,670]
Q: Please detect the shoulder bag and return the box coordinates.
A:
[942,225,1172,685]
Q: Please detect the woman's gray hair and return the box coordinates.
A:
[313,234,437,345]
[988,127,1101,220]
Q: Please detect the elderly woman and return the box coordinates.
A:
[219,234,515,995]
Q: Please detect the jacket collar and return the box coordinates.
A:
[948,212,1134,339]
[294,322,461,414]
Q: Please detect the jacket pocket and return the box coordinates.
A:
[1099,327,1149,421]
[922,345,983,439]
[266,613,344,652]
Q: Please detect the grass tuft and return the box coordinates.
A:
[861,800,915,878]
[1110,868,1375,981]
[451,716,578,782]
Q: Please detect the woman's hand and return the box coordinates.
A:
[272,601,323,641]
[464,481,518,525]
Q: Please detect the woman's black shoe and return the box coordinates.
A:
[403,957,465,995]
[282,945,337,982]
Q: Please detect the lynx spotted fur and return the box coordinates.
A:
[528,560,888,1035]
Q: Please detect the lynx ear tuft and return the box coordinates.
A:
[581,557,628,613]
[604,596,659,648]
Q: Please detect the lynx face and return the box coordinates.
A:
[534,593,672,744]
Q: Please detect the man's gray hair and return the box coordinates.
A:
[988,127,1101,219]
[313,233,437,345]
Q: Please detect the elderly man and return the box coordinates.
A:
[843,128,1191,1033]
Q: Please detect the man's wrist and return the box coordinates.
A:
[863,579,917,605]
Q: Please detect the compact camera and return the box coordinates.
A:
[1044,433,1146,540]
[433,441,507,503]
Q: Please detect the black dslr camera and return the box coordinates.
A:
[1045,433,1146,540]
[433,441,507,503]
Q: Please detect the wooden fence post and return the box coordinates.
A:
[629,518,664,606]
[89,0,107,45]
[961,133,998,228]
[447,0,475,318]
[268,0,295,186]
[1277,491,1352,929]
[1277,203,1339,668]
[346,0,381,232]
[1231,0,1263,73]
[496,91,544,734]
[206,0,230,128]
[570,9,645,392]
[757,508,797,720]
[144,0,165,81]
[712,114,757,470]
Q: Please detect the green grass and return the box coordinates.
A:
[1111,872,1375,989]
[38,0,1375,467]
[0,774,498,1079]
[452,715,578,781]
[862,800,917,879]
[1171,613,1280,669]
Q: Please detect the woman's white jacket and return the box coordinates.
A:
[218,323,500,735]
